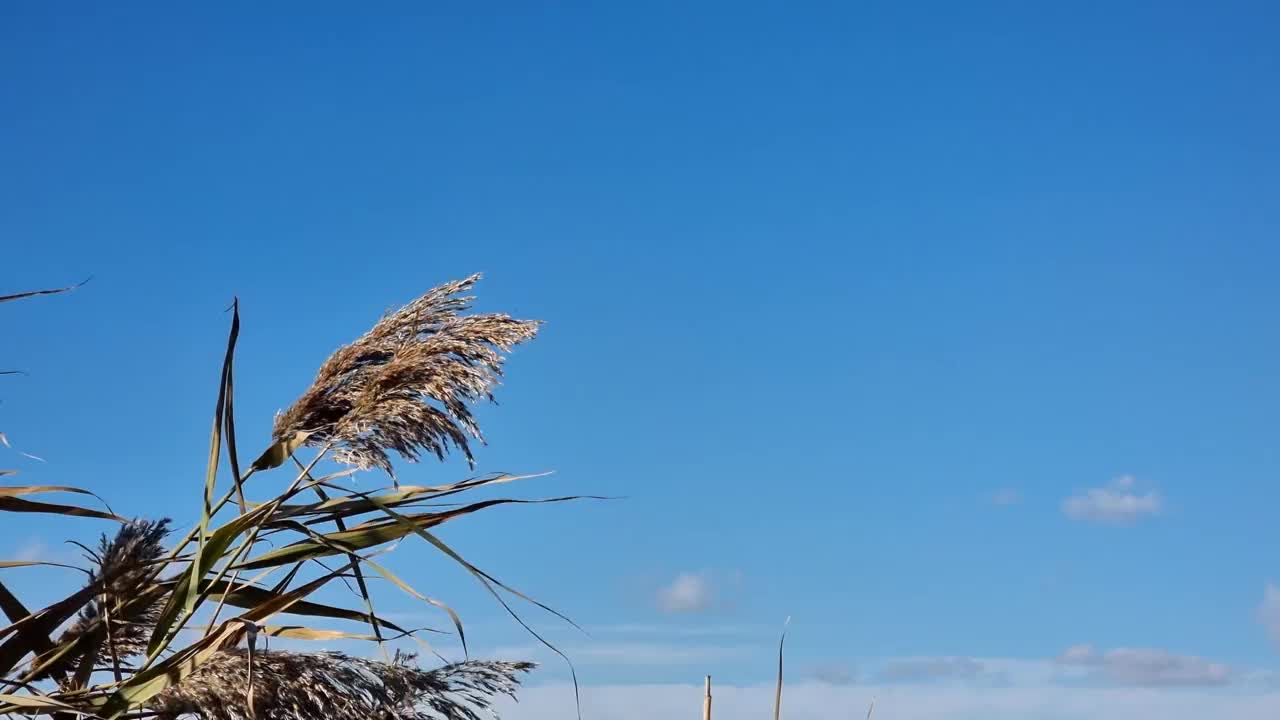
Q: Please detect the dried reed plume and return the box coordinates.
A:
[271,274,540,473]
[150,650,534,720]
[35,519,172,680]
[2,275,561,720]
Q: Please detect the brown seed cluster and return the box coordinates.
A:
[151,650,534,720]
[37,519,173,681]
[271,275,540,474]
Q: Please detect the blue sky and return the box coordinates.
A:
[4,2,1280,717]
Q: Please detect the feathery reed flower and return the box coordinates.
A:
[271,275,540,474]
[151,650,533,720]
[35,519,173,681]
[2,275,556,720]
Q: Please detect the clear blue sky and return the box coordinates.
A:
[3,3,1280,716]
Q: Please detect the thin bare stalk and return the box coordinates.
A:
[703,675,712,720]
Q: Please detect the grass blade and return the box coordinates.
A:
[147,504,273,656]
[223,300,245,514]
[101,559,359,719]
[357,555,466,658]
[0,279,87,305]
[254,625,426,642]
[186,299,240,631]
[205,580,417,635]
[0,485,104,498]
[774,617,789,720]
[244,496,592,569]
[0,561,86,574]
[291,456,389,658]
[417,528,583,720]
[0,579,102,677]
[249,431,311,472]
[0,692,81,712]
[0,497,123,522]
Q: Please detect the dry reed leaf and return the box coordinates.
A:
[0,497,123,522]
[252,625,421,642]
[148,500,282,656]
[0,579,103,673]
[774,617,789,720]
[0,280,86,305]
[0,484,103,498]
[0,691,81,713]
[3,275,559,720]
[242,495,589,570]
[101,559,362,717]
[0,561,85,573]
[205,580,418,635]
[187,300,241,647]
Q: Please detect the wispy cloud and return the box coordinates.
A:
[1056,644,1095,664]
[12,538,49,563]
[1062,475,1161,524]
[468,641,1261,718]
[879,657,985,682]
[493,681,1276,720]
[1055,644,1230,687]
[1257,583,1280,647]
[656,572,716,614]
[808,663,858,685]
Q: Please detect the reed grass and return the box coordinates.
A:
[1,276,573,720]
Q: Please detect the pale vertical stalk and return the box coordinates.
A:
[703,675,712,720]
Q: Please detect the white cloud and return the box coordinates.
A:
[1104,649,1230,687]
[1055,645,1229,687]
[656,572,716,614]
[1056,644,1096,664]
[494,681,1280,720]
[808,663,857,685]
[879,657,985,682]
[12,538,49,563]
[1258,584,1280,647]
[1062,475,1161,524]
[280,613,1237,713]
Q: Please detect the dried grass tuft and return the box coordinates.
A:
[39,519,173,679]
[151,649,534,720]
[2,276,555,720]
[272,274,540,473]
